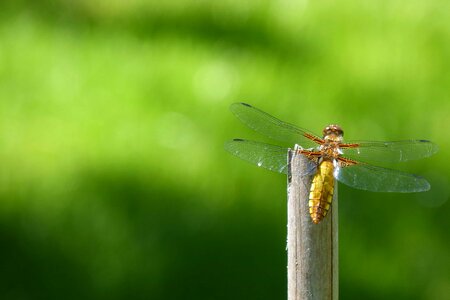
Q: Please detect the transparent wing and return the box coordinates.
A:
[341,140,438,163]
[224,139,316,176]
[335,162,430,192]
[230,103,323,148]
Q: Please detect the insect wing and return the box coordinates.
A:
[225,139,316,176]
[334,161,430,192]
[340,140,438,163]
[230,103,323,148]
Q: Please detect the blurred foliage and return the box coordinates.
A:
[0,0,449,299]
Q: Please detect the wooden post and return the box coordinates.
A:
[287,149,338,300]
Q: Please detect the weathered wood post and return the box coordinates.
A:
[287,149,339,300]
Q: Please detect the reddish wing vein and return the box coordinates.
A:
[230,103,323,148]
[335,157,430,192]
[225,139,317,176]
[340,140,438,163]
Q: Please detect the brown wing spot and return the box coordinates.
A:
[298,150,322,163]
[337,156,359,167]
[303,133,324,145]
[339,143,360,148]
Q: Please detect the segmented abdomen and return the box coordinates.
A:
[309,160,335,224]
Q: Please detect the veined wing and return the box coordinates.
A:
[340,140,438,163]
[224,139,316,176]
[335,161,430,192]
[230,103,323,148]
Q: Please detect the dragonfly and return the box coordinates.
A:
[225,103,438,224]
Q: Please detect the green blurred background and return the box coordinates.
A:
[0,0,449,299]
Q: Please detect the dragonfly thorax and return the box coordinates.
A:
[319,143,341,160]
[319,125,343,160]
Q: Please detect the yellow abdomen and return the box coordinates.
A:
[309,160,335,224]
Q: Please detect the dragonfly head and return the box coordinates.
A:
[323,124,344,142]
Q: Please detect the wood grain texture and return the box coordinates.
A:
[287,150,338,300]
